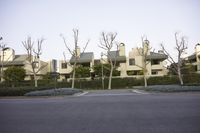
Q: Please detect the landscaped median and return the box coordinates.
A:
[0,87,82,97]
[136,85,200,92]
[24,88,83,96]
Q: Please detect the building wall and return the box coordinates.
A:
[23,59,49,80]
[0,48,15,62]
[0,48,54,81]
[123,47,167,77]
[58,60,73,81]
[195,44,200,72]
[47,59,57,73]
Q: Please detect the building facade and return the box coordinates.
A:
[109,41,168,77]
[59,47,94,81]
[58,41,168,80]
[0,47,56,81]
[184,43,200,73]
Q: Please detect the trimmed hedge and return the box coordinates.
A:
[183,74,200,85]
[148,76,179,85]
[0,74,200,96]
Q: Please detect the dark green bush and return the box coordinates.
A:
[0,74,200,96]
[183,74,200,85]
[148,76,179,85]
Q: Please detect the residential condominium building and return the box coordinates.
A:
[0,47,57,81]
[184,43,200,73]
[107,41,168,77]
[59,47,94,81]
[58,41,168,80]
[126,42,168,77]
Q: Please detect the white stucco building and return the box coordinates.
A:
[58,41,168,80]
[184,43,200,73]
[0,47,57,81]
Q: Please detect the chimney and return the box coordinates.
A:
[1,47,15,61]
[144,39,150,55]
[195,44,200,67]
[119,43,125,56]
[195,43,200,55]
[75,46,81,57]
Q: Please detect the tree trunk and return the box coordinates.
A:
[144,74,147,88]
[108,65,113,90]
[71,64,76,88]
[0,69,3,83]
[0,56,4,83]
[177,67,183,85]
[101,63,104,89]
[34,73,38,87]
[143,60,148,88]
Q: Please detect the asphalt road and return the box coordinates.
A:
[0,90,200,133]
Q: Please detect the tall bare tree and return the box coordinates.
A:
[161,32,188,85]
[136,36,152,88]
[99,32,118,90]
[0,37,6,82]
[22,37,47,87]
[61,29,89,88]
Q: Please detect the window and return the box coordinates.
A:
[61,63,68,69]
[129,59,135,65]
[151,60,160,65]
[190,58,197,63]
[81,63,90,67]
[127,70,143,75]
[151,70,159,75]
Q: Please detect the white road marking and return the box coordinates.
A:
[132,90,149,95]
[81,93,139,97]
[76,90,149,97]
[76,92,89,96]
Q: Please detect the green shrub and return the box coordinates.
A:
[3,66,26,87]
[183,74,200,85]
[148,76,179,85]
[0,74,199,96]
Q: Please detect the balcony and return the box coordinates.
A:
[151,64,163,70]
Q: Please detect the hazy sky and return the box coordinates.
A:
[1,0,200,61]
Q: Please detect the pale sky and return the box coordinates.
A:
[1,0,200,61]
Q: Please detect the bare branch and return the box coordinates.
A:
[98,44,108,51]
[60,34,74,56]
[33,38,44,58]
[161,43,177,66]
[82,39,90,53]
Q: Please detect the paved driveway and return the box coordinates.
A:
[0,90,200,133]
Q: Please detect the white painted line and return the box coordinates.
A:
[83,93,137,97]
[76,92,89,96]
[132,90,149,95]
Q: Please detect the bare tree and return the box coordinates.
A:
[0,37,6,82]
[136,36,152,88]
[161,32,188,85]
[61,29,89,88]
[99,32,118,90]
[22,37,47,87]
